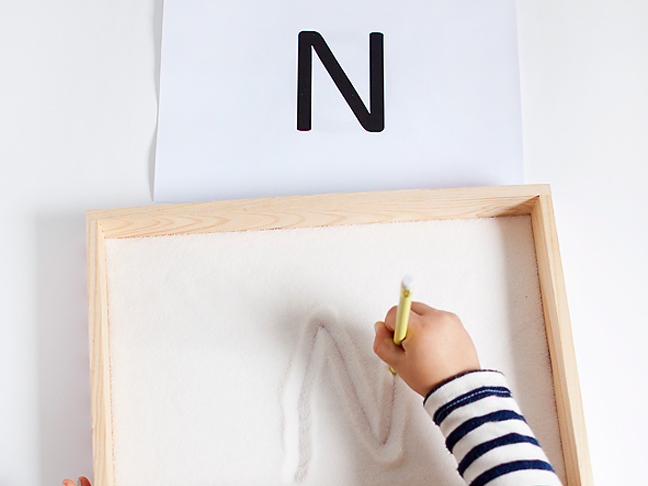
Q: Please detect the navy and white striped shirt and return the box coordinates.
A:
[423,370,562,486]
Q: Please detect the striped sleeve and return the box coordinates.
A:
[423,369,562,486]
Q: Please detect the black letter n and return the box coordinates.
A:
[297,31,384,132]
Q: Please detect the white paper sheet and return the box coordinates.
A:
[154,0,523,202]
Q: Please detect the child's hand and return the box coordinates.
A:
[373,302,480,396]
[62,477,91,486]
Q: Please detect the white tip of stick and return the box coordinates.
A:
[401,275,413,291]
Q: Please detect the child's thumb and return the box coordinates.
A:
[373,321,403,367]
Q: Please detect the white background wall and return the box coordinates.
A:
[1,1,646,484]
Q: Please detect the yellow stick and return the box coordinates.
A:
[394,276,413,345]
[390,276,413,374]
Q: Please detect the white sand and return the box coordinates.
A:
[104,216,565,485]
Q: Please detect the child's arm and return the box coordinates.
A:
[374,302,563,486]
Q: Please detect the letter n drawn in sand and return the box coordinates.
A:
[280,309,407,482]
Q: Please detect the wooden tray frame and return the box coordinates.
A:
[87,184,592,486]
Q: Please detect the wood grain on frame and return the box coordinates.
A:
[86,184,592,486]
[88,185,546,239]
[87,220,115,486]
[531,195,593,486]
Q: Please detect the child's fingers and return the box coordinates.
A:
[410,301,437,315]
[383,305,398,331]
[386,302,436,329]
[400,310,425,345]
[373,321,404,366]
[385,302,426,344]
[62,477,91,486]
